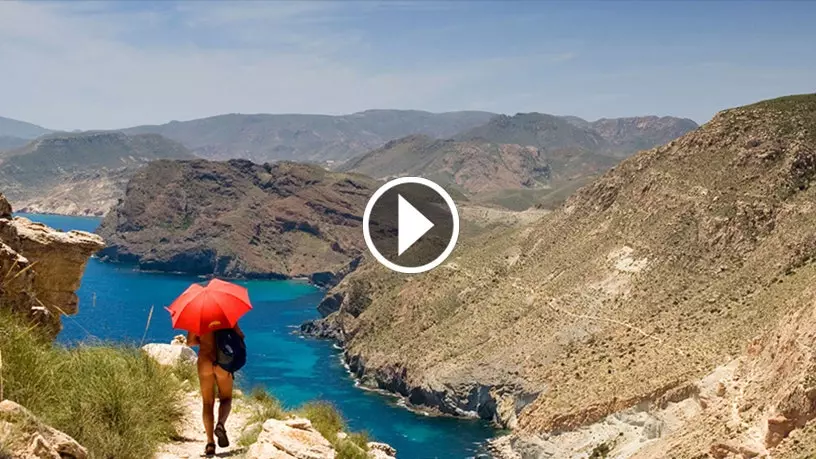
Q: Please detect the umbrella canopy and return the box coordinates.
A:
[166,279,252,335]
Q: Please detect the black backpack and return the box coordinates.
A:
[214,328,247,374]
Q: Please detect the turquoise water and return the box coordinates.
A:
[19,213,495,458]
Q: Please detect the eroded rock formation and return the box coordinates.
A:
[0,193,104,334]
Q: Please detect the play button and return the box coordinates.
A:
[363,177,460,274]
[398,195,434,255]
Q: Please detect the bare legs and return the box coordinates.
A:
[215,366,233,427]
[198,361,234,447]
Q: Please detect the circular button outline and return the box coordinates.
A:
[362,177,460,274]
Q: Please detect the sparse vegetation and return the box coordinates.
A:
[170,357,199,384]
[297,401,370,457]
[298,401,345,443]
[0,308,184,459]
[247,386,285,423]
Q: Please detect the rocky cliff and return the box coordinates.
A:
[96,159,378,286]
[305,94,816,456]
[0,193,104,335]
[0,131,194,216]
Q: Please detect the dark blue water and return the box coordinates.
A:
[19,213,495,458]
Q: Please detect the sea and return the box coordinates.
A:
[19,213,496,459]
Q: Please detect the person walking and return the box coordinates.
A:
[166,279,252,457]
[187,324,245,456]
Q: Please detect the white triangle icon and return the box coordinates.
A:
[398,194,434,256]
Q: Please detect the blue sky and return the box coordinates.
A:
[0,1,813,130]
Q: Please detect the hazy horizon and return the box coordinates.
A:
[1,1,814,131]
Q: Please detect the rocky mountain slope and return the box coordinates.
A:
[0,131,194,215]
[96,159,379,286]
[585,116,699,157]
[455,113,697,181]
[304,94,816,457]
[122,110,496,163]
[0,193,103,335]
[339,114,697,211]
[337,134,550,194]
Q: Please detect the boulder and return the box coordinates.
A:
[246,417,335,459]
[0,400,87,459]
[142,342,197,367]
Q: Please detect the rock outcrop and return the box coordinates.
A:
[306,94,816,455]
[0,193,104,334]
[141,340,196,367]
[96,159,378,286]
[0,400,88,459]
[123,110,496,163]
[245,418,337,459]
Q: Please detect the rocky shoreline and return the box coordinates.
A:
[301,310,536,432]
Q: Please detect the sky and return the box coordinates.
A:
[0,1,814,131]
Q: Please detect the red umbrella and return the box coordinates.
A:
[166,279,252,335]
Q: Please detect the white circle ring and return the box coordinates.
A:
[362,177,460,274]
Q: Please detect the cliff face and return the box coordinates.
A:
[306,94,816,455]
[0,193,104,334]
[96,159,378,286]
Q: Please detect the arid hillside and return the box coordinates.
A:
[307,94,816,457]
[337,134,551,193]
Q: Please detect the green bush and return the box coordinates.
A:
[0,309,184,459]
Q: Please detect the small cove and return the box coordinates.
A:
[21,213,496,459]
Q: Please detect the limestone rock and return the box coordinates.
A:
[141,342,197,367]
[367,442,397,459]
[245,417,336,459]
[0,400,87,459]
[0,196,104,334]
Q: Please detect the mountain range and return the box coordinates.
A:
[339,113,698,209]
[121,110,497,163]
[336,135,551,194]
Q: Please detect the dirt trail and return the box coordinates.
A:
[155,389,254,459]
